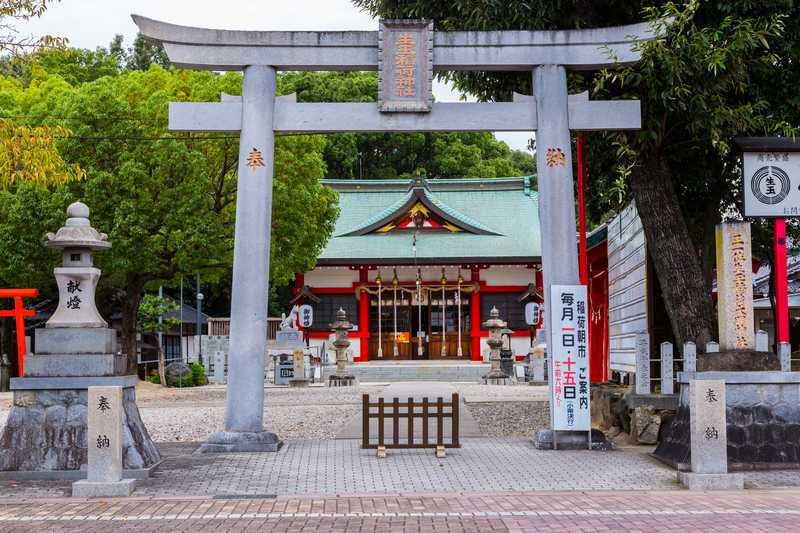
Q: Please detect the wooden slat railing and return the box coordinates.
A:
[361,393,460,449]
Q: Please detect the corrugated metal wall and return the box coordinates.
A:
[607,203,648,373]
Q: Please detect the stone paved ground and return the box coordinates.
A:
[0,490,798,532]
[1,438,798,499]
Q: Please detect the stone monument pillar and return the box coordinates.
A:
[0,202,160,478]
[715,222,755,351]
[72,386,136,496]
[329,308,355,387]
[482,307,509,385]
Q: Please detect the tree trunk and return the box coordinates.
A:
[630,154,716,349]
[157,344,167,387]
[700,197,720,297]
[120,275,145,375]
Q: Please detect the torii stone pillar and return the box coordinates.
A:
[200,66,281,452]
[534,66,580,360]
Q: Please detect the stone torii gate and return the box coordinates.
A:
[134,15,656,452]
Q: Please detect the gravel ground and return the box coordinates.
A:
[0,381,548,441]
[467,401,550,437]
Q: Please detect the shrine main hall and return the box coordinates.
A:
[294,176,543,362]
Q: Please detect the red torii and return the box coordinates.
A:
[0,288,39,376]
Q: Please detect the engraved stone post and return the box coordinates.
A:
[201,65,281,452]
[213,351,226,384]
[715,222,755,351]
[683,341,697,373]
[779,342,791,372]
[635,332,650,395]
[755,330,769,352]
[289,348,308,388]
[678,379,743,489]
[660,341,674,395]
[72,387,135,496]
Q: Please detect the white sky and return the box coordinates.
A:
[17,0,533,152]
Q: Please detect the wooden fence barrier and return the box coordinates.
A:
[361,393,460,450]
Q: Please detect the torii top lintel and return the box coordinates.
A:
[132,15,657,72]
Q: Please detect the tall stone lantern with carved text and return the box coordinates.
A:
[44,202,111,328]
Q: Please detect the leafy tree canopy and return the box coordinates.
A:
[279,71,535,180]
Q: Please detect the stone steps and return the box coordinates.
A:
[323,363,492,382]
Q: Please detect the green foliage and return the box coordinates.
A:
[137,294,180,334]
[148,372,160,384]
[0,0,65,55]
[279,71,535,179]
[189,362,206,386]
[0,51,338,363]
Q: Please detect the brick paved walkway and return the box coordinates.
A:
[0,490,798,532]
[1,438,798,499]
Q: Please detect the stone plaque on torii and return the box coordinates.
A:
[133,14,657,452]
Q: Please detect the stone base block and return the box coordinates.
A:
[35,327,117,355]
[72,478,136,498]
[328,375,356,387]
[484,376,510,385]
[0,387,160,473]
[24,353,127,377]
[289,379,309,388]
[199,431,282,453]
[533,428,613,451]
[678,471,744,490]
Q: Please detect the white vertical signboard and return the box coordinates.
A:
[550,285,590,431]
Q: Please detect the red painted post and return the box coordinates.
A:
[358,269,370,362]
[774,218,789,344]
[576,134,589,286]
[470,268,482,362]
[0,288,38,377]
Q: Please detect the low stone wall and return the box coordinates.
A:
[654,371,800,471]
[0,385,160,473]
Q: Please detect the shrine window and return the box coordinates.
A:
[309,294,359,331]
[480,292,527,330]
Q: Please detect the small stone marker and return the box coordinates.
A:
[706,341,719,353]
[376,445,387,458]
[635,332,650,395]
[72,386,136,497]
[531,357,545,382]
[289,348,308,387]
[755,330,769,352]
[779,342,791,372]
[435,445,446,458]
[660,342,674,395]
[213,351,226,384]
[683,342,697,373]
[678,379,743,490]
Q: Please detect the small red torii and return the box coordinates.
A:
[0,288,39,376]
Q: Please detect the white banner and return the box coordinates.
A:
[550,285,590,431]
[742,151,800,217]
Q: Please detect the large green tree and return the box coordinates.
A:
[280,71,535,180]
[353,0,800,348]
[0,56,338,371]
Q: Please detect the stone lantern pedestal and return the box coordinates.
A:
[0,203,160,480]
[483,307,510,385]
[328,308,356,387]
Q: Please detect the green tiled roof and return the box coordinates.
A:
[317,177,540,265]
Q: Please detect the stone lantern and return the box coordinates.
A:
[328,308,356,387]
[0,202,160,477]
[482,307,510,385]
[44,202,111,328]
